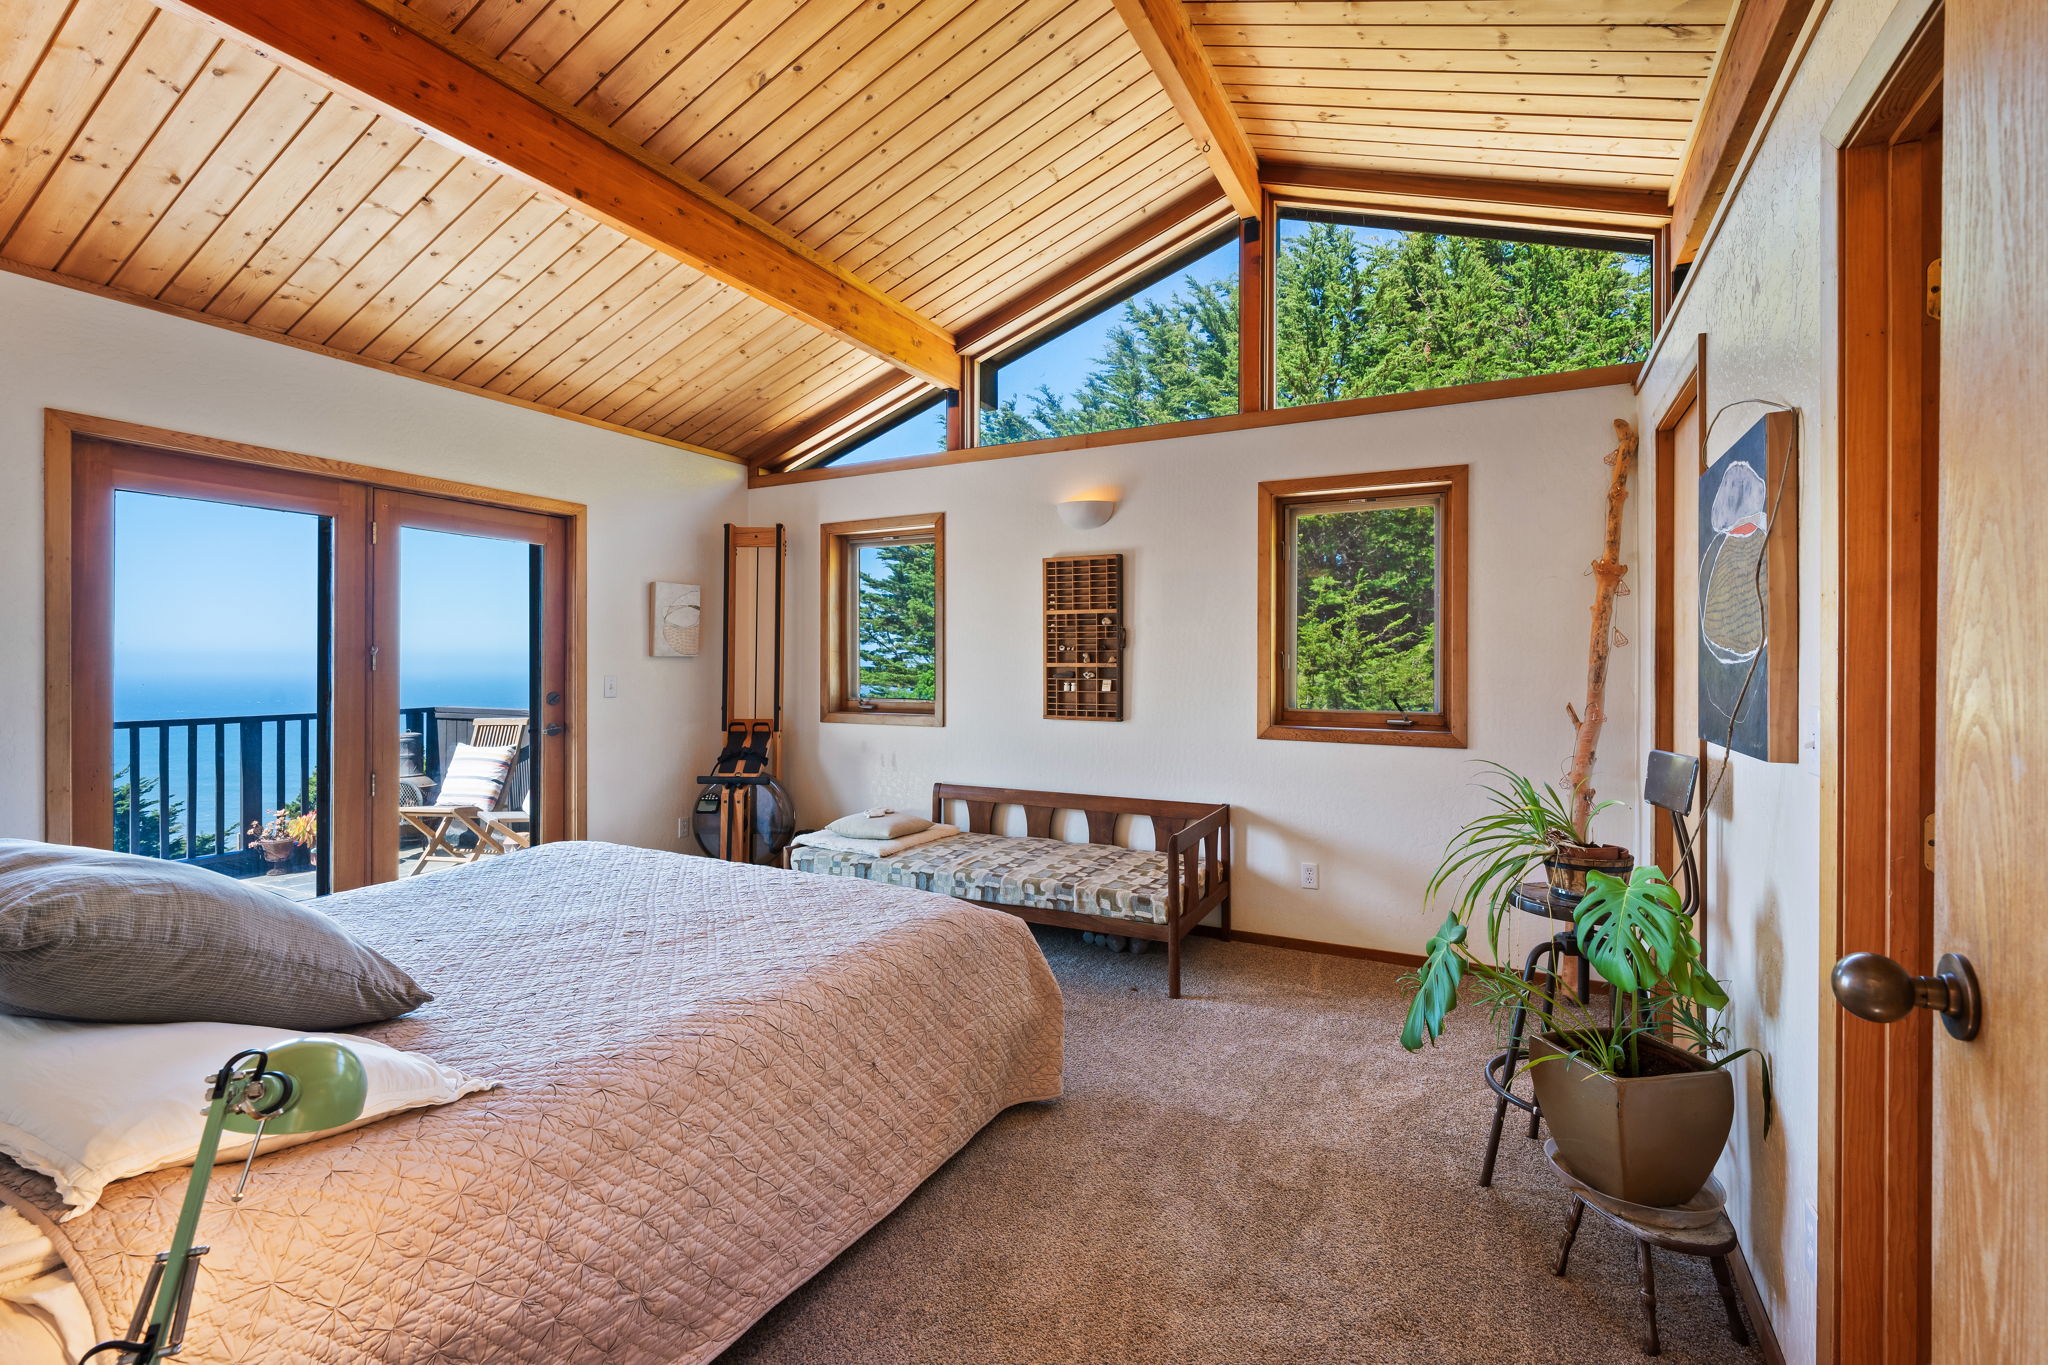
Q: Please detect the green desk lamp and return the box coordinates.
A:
[79,1040,368,1365]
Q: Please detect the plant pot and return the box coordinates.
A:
[1544,842,1633,903]
[1528,1033,1734,1207]
[255,836,297,868]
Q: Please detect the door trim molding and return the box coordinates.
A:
[42,410,590,860]
[1821,11,1943,1361]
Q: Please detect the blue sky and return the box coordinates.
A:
[986,235,1239,414]
[113,491,533,720]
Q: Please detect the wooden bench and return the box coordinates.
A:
[791,783,1231,998]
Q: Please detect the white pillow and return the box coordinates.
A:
[0,1016,494,1219]
[435,742,516,808]
[825,808,933,840]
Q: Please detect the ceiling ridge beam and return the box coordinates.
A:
[156,0,960,387]
[1109,0,1262,218]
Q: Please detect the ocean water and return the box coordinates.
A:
[112,668,530,852]
[114,670,529,722]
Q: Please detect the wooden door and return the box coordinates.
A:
[369,491,572,881]
[52,439,376,892]
[1931,0,2048,1354]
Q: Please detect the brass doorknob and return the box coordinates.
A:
[1830,951,1981,1040]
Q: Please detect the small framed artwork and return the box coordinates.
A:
[651,582,701,657]
[1698,410,1798,761]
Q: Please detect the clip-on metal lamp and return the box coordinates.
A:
[79,1040,367,1365]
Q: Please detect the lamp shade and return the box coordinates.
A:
[1057,497,1117,530]
[221,1039,368,1136]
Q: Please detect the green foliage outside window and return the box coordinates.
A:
[1274,222,1649,406]
[1290,503,1438,714]
[978,222,1649,445]
[856,542,937,701]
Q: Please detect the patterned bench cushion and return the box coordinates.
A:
[789,832,1170,925]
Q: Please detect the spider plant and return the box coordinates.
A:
[1424,762,1617,955]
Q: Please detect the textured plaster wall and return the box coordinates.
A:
[0,271,745,851]
[750,383,1642,960]
[1632,0,1910,1355]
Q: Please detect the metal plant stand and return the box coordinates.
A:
[1546,1140,1752,1358]
[1478,880,1593,1187]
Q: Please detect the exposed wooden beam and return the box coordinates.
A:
[158,0,959,387]
[1667,0,1818,261]
[1261,159,1672,223]
[1109,0,1263,217]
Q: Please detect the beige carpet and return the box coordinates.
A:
[722,931,1764,1365]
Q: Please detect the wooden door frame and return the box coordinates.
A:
[369,489,573,878]
[1650,335,1706,874]
[43,410,590,883]
[1821,8,1943,1363]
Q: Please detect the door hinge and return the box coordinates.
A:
[1924,812,1936,872]
[371,520,379,545]
[369,645,379,672]
[1926,258,1942,321]
[371,772,378,798]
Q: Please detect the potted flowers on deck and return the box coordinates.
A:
[249,804,318,873]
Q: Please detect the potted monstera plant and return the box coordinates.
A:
[1403,865,1770,1206]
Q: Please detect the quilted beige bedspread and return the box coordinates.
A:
[0,841,1065,1363]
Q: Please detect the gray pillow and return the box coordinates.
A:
[0,840,431,1028]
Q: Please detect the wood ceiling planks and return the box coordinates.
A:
[1198,0,1727,194]
[0,0,1736,461]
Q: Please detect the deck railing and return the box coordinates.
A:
[112,705,529,874]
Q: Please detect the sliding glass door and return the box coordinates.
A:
[57,431,576,894]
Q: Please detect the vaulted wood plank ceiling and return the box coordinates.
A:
[0,0,1732,464]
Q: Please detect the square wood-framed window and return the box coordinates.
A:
[821,513,944,726]
[1257,466,1467,747]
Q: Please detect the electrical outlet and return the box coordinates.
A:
[1299,862,1320,890]
[603,675,619,698]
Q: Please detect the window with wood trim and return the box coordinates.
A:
[810,392,953,470]
[1270,209,1651,409]
[821,514,944,726]
[1258,467,1467,746]
[976,232,1239,446]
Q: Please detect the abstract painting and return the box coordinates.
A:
[651,582,701,657]
[1698,410,1798,761]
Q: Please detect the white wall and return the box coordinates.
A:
[1632,0,1910,1355]
[751,383,1641,958]
[0,271,745,851]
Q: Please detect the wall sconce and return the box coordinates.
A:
[1057,496,1117,530]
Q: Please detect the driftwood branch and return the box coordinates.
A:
[1565,418,1639,842]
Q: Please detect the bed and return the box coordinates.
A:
[788,784,1232,997]
[0,841,1065,1364]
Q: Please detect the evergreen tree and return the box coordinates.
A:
[111,768,217,860]
[857,543,938,700]
[1290,505,1437,712]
